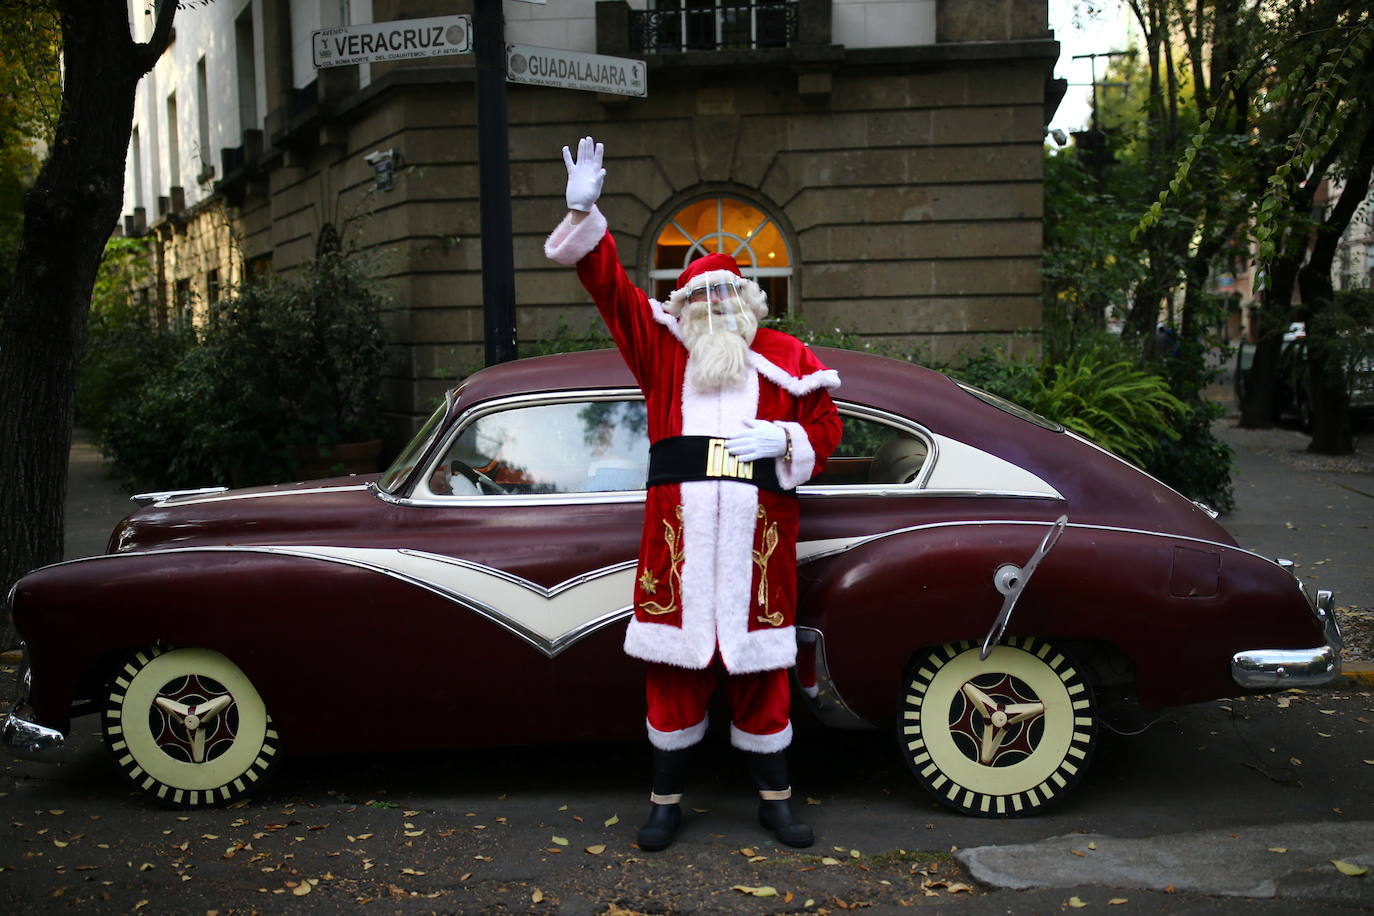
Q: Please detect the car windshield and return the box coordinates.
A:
[378,400,449,493]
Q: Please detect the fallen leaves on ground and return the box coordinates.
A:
[604,814,619,827]
[1333,860,1369,877]
[1067,896,1087,908]
[551,835,569,846]
[731,885,777,897]
[585,845,606,855]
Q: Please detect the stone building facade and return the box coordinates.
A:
[121,0,1063,448]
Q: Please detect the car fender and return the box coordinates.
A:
[796,522,1324,722]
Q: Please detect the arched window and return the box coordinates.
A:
[650,196,793,315]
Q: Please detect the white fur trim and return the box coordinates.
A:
[774,421,817,490]
[730,721,793,753]
[544,206,608,266]
[648,715,709,750]
[749,352,841,396]
[666,269,768,319]
[649,298,683,341]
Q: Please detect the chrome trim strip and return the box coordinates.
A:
[795,627,874,730]
[131,486,229,505]
[377,486,648,508]
[157,484,370,507]
[798,487,1064,500]
[1230,587,1343,689]
[1,701,65,763]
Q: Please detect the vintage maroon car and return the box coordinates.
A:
[3,348,1341,815]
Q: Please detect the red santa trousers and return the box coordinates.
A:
[645,655,792,753]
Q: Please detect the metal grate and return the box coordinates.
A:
[629,1,798,54]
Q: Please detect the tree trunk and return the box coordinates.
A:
[1238,252,1301,429]
[0,1,173,641]
[1296,117,1374,455]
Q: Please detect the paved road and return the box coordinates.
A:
[1,423,1371,913]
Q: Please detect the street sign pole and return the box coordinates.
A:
[474,0,518,366]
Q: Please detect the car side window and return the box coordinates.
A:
[425,399,649,497]
[810,414,929,487]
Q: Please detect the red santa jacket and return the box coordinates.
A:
[546,207,843,674]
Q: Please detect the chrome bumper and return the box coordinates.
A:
[2,702,65,762]
[2,643,65,763]
[1231,586,1343,689]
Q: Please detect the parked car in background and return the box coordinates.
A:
[4,348,1341,816]
[1235,322,1374,428]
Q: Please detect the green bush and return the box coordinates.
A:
[98,251,387,490]
[77,238,192,441]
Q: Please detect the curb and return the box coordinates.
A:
[1340,661,1374,688]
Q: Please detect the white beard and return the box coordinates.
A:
[681,306,757,390]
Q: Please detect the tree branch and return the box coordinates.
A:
[134,0,177,75]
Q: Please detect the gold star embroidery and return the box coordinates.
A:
[639,569,659,594]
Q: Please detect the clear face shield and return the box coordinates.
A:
[686,277,747,335]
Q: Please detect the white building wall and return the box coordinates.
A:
[831,0,935,48]
[124,0,266,217]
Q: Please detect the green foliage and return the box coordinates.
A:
[76,238,192,440]
[1019,354,1187,467]
[96,252,387,489]
[1142,400,1235,514]
[518,313,612,357]
[762,314,886,354]
[0,4,61,303]
[1314,288,1374,397]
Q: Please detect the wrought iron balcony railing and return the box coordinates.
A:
[629,1,799,54]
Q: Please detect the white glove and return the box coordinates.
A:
[726,419,789,462]
[562,136,605,212]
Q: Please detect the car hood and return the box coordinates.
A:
[109,475,386,553]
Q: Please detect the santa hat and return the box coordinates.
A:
[664,252,769,320]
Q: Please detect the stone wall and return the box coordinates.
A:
[130,3,1058,451]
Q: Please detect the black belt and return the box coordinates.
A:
[646,435,795,495]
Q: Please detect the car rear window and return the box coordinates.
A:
[954,381,1064,432]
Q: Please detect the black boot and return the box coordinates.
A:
[636,746,690,851]
[747,750,814,848]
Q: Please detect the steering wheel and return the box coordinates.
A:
[451,461,509,495]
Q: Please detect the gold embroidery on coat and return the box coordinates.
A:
[640,506,685,616]
[753,505,782,625]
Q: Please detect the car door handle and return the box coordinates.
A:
[980,515,1068,661]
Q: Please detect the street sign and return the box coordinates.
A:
[505,44,646,98]
[313,16,472,69]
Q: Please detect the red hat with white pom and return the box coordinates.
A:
[664,252,769,320]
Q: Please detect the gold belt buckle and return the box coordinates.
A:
[706,438,754,481]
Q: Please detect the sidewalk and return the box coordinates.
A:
[47,422,1374,685]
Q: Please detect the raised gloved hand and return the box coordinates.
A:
[726,419,789,462]
[562,136,605,212]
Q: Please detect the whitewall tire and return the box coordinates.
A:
[101,646,281,808]
[898,637,1096,817]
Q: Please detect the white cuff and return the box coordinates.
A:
[647,715,708,750]
[729,721,793,753]
[544,205,608,266]
[773,421,816,490]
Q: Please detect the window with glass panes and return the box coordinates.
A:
[650,197,793,315]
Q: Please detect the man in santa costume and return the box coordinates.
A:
[545,138,843,851]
